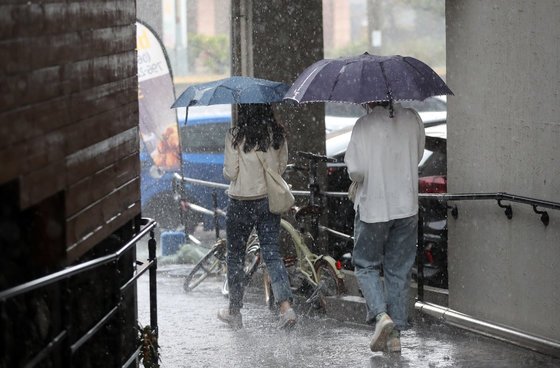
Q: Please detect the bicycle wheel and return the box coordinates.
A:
[314,258,345,309]
[278,221,310,294]
[221,241,261,296]
[244,242,261,283]
[183,240,226,292]
[257,222,297,310]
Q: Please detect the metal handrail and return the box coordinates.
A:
[172,172,560,231]
[0,218,157,301]
[173,174,351,240]
[172,173,560,212]
[420,192,559,226]
[0,218,159,368]
[173,173,313,196]
[415,191,559,300]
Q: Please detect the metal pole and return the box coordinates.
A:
[148,229,158,336]
[309,160,320,242]
[62,278,72,367]
[212,189,220,239]
[415,301,560,358]
[416,208,424,302]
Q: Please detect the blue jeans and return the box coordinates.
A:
[226,197,292,311]
[352,211,418,330]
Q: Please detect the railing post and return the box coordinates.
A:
[148,229,158,337]
[175,175,189,236]
[113,258,123,367]
[61,278,72,367]
[0,301,6,366]
[417,207,424,302]
[212,189,220,239]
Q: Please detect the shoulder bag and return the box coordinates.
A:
[256,151,295,214]
[348,181,358,203]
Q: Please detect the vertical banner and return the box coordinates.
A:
[136,20,180,172]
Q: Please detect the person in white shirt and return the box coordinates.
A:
[218,103,296,329]
[345,101,425,353]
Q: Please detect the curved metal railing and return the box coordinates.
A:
[0,218,159,368]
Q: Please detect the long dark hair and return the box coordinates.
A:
[231,104,286,153]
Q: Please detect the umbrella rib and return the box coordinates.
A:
[402,58,422,75]
[402,58,453,96]
[292,65,324,98]
[327,63,350,101]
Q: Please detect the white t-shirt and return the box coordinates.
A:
[344,104,425,223]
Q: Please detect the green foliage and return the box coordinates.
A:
[188,33,230,74]
[382,36,446,70]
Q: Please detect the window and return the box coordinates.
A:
[180,122,230,154]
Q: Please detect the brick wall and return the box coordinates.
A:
[0,1,140,263]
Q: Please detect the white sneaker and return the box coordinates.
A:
[217,308,242,329]
[277,308,297,329]
[369,313,394,352]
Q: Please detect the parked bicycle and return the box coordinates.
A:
[180,151,348,311]
[183,216,344,311]
[182,237,227,292]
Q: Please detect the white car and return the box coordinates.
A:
[324,96,447,133]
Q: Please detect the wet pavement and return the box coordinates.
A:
[137,264,560,368]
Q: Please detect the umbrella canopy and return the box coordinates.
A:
[171,76,290,108]
[284,52,453,105]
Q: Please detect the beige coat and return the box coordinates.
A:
[223,131,288,200]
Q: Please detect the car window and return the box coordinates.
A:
[418,138,447,177]
[180,122,230,154]
[418,150,446,177]
[401,96,447,113]
[325,102,366,117]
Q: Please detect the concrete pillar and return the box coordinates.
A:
[231,0,327,252]
[446,0,560,343]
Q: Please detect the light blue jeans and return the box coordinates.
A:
[352,211,418,330]
[226,197,292,311]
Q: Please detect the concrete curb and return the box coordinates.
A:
[244,268,449,326]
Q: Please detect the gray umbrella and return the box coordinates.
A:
[171,76,290,108]
[284,53,453,116]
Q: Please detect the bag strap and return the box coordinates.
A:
[256,151,285,179]
[255,151,271,173]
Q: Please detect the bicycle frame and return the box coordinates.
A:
[280,218,344,287]
[177,169,346,300]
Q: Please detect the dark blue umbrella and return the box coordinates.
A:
[171,76,290,108]
[284,53,453,106]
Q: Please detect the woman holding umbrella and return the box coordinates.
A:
[217,103,296,329]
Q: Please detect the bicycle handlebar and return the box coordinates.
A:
[286,163,308,173]
[296,151,338,163]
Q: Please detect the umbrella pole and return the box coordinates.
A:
[379,62,395,118]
